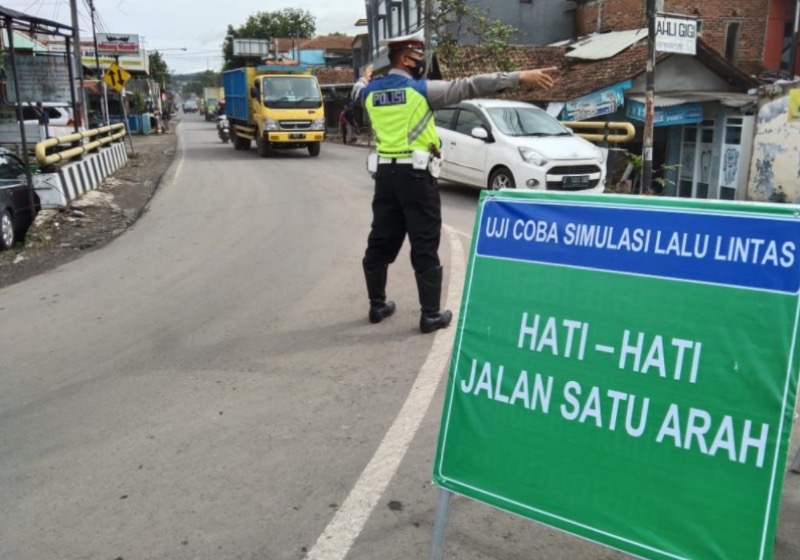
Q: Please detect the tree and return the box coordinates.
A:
[183,71,222,97]
[416,0,518,70]
[222,8,316,70]
[148,51,172,89]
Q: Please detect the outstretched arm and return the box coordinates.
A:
[351,65,374,104]
[426,67,559,110]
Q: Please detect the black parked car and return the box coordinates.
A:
[0,150,39,250]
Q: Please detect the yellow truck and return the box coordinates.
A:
[222,64,325,157]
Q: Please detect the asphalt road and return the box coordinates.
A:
[1,114,798,560]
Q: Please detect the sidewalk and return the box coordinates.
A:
[0,127,180,290]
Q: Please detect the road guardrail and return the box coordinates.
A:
[562,121,636,143]
[35,123,127,166]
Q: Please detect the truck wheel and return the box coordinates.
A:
[232,130,241,150]
[308,143,321,157]
[256,136,272,158]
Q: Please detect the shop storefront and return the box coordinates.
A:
[558,88,755,200]
[625,99,755,200]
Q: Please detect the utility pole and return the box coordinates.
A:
[790,0,800,77]
[641,0,656,193]
[423,0,432,75]
[89,0,109,125]
[69,0,86,128]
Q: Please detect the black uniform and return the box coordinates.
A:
[352,66,521,332]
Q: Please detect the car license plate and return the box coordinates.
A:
[289,133,306,140]
[563,175,589,187]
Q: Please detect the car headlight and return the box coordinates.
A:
[311,117,326,130]
[519,147,547,166]
[264,118,279,131]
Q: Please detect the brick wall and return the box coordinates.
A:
[575,0,771,74]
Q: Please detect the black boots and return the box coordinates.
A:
[363,262,396,324]
[416,266,453,334]
[363,262,452,333]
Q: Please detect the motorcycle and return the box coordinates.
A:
[217,115,230,143]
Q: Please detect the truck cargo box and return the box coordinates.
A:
[222,68,249,122]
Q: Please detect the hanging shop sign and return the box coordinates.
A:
[562,81,632,122]
[627,99,703,127]
[96,33,141,57]
[655,15,697,55]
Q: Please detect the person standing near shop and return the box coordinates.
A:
[352,31,558,334]
[34,101,50,140]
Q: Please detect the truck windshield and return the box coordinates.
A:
[263,77,322,109]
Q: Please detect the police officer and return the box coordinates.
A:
[353,31,557,334]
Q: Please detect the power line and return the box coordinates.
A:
[162,50,222,56]
[51,0,65,23]
[81,0,106,31]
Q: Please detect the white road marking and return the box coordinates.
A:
[171,122,185,183]
[304,225,466,560]
[453,228,472,240]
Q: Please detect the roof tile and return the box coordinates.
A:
[436,37,757,103]
[314,67,355,85]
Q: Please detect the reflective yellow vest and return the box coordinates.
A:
[363,74,440,158]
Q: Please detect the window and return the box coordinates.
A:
[19,106,64,122]
[454,110,483,135]
[725,22,740,62]
[724,117,743,145]
[781,21,793,70]
[392,3,402,36]
[696,21,703,36]
[21,107,38,120]
[434,108,457,129]
[0,154,26,180]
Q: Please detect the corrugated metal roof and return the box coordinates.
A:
[627,95,694,108]
[1,30,48,51]
[628,92,757,108]
[565,29,647,61]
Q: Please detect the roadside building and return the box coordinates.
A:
[360,0,574,71]
[573,0,800,78]
[314,67,358,131]
[436,33,759,200]
[272,36,355,68]
[747,81,800,202]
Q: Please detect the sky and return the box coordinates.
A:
[5,0,368,74]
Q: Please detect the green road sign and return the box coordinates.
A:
[433,191,800,560]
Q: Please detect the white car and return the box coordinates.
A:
[20,103,74,127]
[435,99,606,192]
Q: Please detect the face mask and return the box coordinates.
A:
[407,56,426,80]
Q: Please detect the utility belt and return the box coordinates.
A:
[367,149,441,178]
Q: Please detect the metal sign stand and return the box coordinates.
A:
[428,489,453,560]
[111,54,135,155]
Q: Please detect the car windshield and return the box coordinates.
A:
[264,77,322,109]
[486,106,571,137]
[0,154,26,181]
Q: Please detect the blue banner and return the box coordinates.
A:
[626,99,703,126]
[562,81,632,122]
[476,199,800,294]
